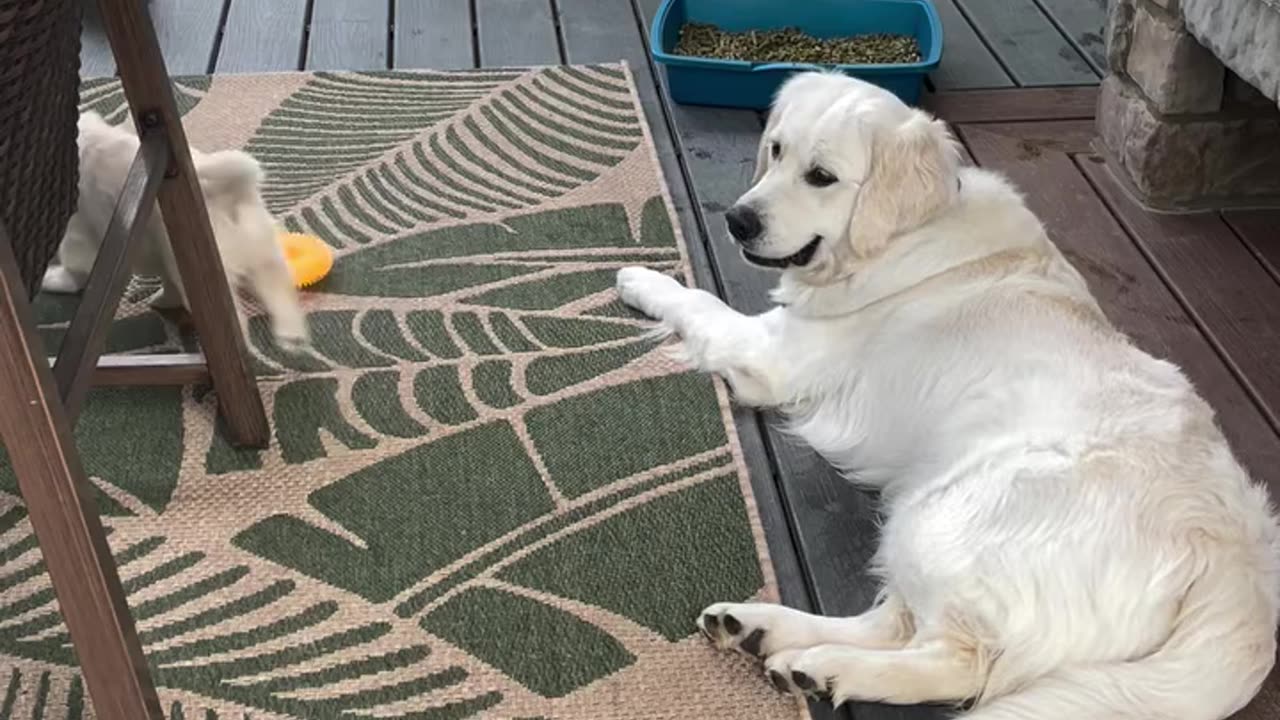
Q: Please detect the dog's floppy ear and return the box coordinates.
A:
[843,108,959,262]
[753,72,816,184]
[752,107,781,185]
[194,150,263,201]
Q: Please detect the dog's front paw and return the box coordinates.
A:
[41,266,84,294]
[698,602,817,660]
[271,314,311,354]
[763,648,840,701]
[616,266,683,319]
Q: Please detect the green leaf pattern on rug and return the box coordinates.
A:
[0,66,784,720]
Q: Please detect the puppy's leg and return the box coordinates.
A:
[151,243,189,310]
[250,257,309,352]
[765,640,981,706]
[41,265,87,294]
[616,266,783,406]
[699,596,911,658]
[42,215,98,294]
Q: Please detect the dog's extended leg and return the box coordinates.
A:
[699,596,912,658]
[616,266,783,406]
[151,244,189,310]
[250,258,309,352]
[765,640,981,706]
[41,216,98,294]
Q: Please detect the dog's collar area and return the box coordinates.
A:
[743,236,822,269]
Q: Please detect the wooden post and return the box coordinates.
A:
[53,124,168,421]
[0,226,163,720]
[95,0,270,447]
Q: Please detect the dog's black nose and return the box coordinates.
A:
[725,205,762,244]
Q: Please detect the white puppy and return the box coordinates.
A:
[617,72,1279,719]
[43,111,309,350]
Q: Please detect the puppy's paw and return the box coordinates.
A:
[616,266,682,319]
[271,315,311,354]
[698,602,818,660]
[148,288,187,310]
[41,266,84,294]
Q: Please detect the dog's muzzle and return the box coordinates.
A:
[741,236,823,269]
[725,204,763,245]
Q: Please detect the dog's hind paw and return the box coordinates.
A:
[763,648,837,701]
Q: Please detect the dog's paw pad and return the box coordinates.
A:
[766,649,838,702]
[739,628,766,657]
[698,604,781,659]
[767,670,791,694]
[791,671,816,691]
[722,614,743,635]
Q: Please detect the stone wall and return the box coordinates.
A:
[1099,0,1280,210]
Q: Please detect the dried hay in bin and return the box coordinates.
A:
[674,22,922,65]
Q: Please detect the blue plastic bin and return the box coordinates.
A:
[650,0,942,109]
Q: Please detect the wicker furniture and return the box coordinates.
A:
[0,0,81,297]
[0,1,272,717]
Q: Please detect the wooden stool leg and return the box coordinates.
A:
[0,230,163,720]
[96,0,269,447]
[53,124,169,422]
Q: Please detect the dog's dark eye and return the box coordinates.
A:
[804,167,838,187]
[770,142,781,160]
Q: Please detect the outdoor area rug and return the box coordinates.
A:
[0,65,806,719]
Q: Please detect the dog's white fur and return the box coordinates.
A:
[616,72,1280,719]
[42,111,308,349]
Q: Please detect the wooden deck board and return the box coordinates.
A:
[80,2,116,77]
[924,86,1098,123]
[954,0,1099,86]
[1082,162,1280,467]
[394,0,477,70]
[960,126,1280,488]
[1225,210,1280,287]
[475,0,562,67]
[655,104,776,314]
[1034,0,1108,74]
[217,0,308,73]
[928,0,1015,90]
[149,0,230,75]
[306,0,391,71]
[957,118,1098,154]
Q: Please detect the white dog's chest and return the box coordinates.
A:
[776,300,1096,489]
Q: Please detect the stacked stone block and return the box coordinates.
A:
[1099,0,1280,210]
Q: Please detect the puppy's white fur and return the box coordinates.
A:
[43,111,308,349]
[617,73,1280,719]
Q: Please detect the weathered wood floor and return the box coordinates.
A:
[78,1,1279,718]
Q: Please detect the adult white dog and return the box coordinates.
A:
[43,111,308,350]
[616,72,1279,719]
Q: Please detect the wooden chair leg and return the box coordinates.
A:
[53,123,168,422]
[0,228,163,720]
[96,0,269,448]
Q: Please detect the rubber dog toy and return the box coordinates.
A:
[279,232,333,288]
